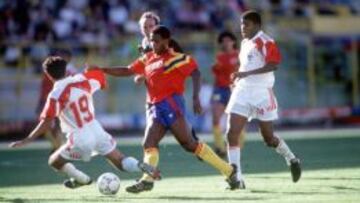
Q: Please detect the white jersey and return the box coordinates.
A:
[237,30,281,88]
[40,69,106,133]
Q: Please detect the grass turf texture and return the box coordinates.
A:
[0,131,359,203]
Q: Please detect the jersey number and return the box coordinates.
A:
[69,95,94,128]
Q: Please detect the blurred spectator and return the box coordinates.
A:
[0,0,359,73]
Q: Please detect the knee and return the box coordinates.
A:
[48,153,63,170]
[48,154,57,169]
[180,141,197,153]
[226,127,240,143]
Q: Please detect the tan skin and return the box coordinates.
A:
[88,32,203,153]
[227,19,280,148]
[9,73,130,172]
[135,17,158,84]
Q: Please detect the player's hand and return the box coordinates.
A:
[193,97,203,115]
[231,72,249,81]
[8,139,30,148]
[134,75,146,85]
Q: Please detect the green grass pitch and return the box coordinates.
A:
[0,130,360,203]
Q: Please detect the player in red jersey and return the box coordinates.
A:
[9,56,160,189]
[88,25,239,192]
[37,49,76,152]
[211,31,245,157]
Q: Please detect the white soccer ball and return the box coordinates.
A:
[96,172,121,195]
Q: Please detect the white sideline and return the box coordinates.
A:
[0,128,359,151]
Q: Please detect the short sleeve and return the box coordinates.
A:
[39,97,59,120]
[265,42,281,64]
[129,57,146,75]
[83,69,107,90]
[178,55,198,76]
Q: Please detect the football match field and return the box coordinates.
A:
[0,129,359,203]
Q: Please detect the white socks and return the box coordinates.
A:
[60,163,91,184]
[227,146,243,180]
[275,139,296,165]
[121,157,141,172]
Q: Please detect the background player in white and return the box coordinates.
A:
[225,10,302,189]
[9,56,160,189]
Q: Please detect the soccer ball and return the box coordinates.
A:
[96,172,121,195]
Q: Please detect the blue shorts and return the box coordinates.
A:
[147,94,186,128]
[211,86,231,106]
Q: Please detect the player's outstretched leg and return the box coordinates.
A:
[105,149,162,180]
[226,113,247,189]
[125,148,159,193]
[259,121,302,182]
[63,178,92,189]
[48,151,92,189]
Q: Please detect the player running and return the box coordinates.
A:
[88,25,239,193]
[9,56,161,189]
[211,31,245,157]
[225,10,302,189]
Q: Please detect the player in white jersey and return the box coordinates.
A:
[225,10,301,189]
[9,56,161,189]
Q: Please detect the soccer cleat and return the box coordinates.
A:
[126,180,154,194]
[137,162,161,180]
[225,164,245,190]
[63,178,92,189]
[290,158,301,183]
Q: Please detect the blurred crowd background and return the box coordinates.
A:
[1,0,360,135]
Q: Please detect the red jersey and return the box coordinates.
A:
[212,50,239,87]
[129,50,197,104]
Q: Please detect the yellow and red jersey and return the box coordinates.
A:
[129,50,197,104]
[212,50,239,87]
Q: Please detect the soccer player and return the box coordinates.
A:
[211,31,245,157]
[88,25,239,193]
[9,56,161,189]
[225,10,301,189]
[135,11,183,84]
[36,49,77,152]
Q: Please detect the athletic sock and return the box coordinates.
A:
[213,125,225,152]
[140,148,159,182]
[121,157,140,172]
[227,146,242,180]
[275,138,296,165]
[60,163,91,184]
[195,143,233,177]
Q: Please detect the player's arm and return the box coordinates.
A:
[232,62,278,80]
[191,69,202,115]
[85,63,134,77]
[233,41,280,80]
[9,117,53,148]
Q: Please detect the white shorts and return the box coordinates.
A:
[59,120,116,162]
[225,86,278,121]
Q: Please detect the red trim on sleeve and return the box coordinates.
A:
[265,42,281,64]
[83,69,106,89]
[39,98,58,120]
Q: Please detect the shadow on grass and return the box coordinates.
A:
[1,136,360,187]
[0,196,265,202]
